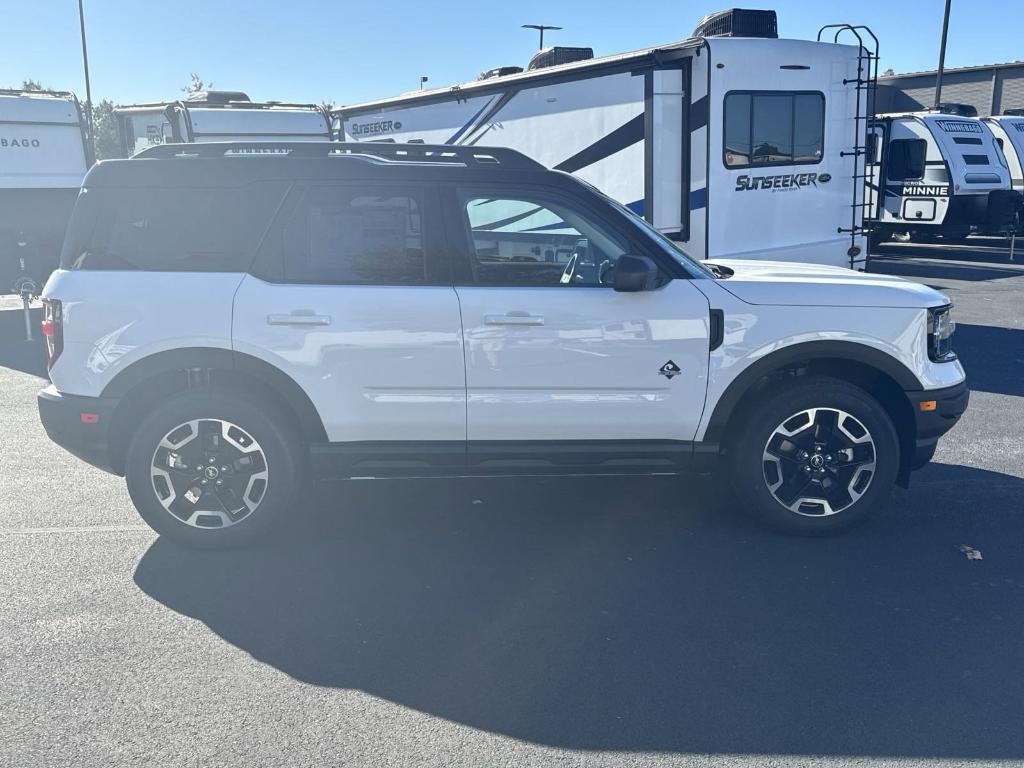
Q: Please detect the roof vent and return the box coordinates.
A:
[936,102,978,117]
[527,46,594,71]
[186,90,251,104]
[693,8,778,38]
[1002,107,1024,116]
[478,66,524,81]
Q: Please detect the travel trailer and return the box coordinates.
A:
[115,91,332,157]
[983,113,1024,193]
[0,89,92,294]
[333,11,877,269]
[866,111,1022,242]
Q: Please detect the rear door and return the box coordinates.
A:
[446,183,711,471]
[232,180,466,455]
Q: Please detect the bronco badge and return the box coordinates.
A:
[659,360,681,379]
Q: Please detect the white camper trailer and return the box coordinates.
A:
[983,113,1024,193]
[115,91,332,157]
[866,111,1022,242]
[333,12,877,269]
[0,89,92,294]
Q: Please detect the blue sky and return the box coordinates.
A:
[2,1,1020,107]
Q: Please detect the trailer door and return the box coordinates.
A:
[645,61,691,241]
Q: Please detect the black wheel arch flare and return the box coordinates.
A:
[703,340,922,452]
[101,348,327,473]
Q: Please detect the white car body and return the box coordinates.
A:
[36,142,970,545]
[43,258,963,445]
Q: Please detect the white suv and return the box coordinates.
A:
[38,142,968,547]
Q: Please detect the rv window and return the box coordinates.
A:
[886,139,927,181]
[723,91,824,168]
[60,183,287,271]
[458,193,628,286]
[282,185,430,285]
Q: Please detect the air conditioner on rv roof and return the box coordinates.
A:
[479,66,524,81]
[936,102,978,117]
[693,8,778,38]
[186,91,251,104]
[527,47,595,71]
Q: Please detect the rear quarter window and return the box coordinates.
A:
[61,182,288,272]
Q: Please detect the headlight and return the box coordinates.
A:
[927,304,957,362]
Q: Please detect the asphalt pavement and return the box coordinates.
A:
[1,245,1023,767]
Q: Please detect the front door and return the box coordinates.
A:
[447,185,711,470]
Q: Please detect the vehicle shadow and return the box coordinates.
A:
[955,323,1024,398]
[135,465,1024,759]
[0,307,46,378]
[869,249,1024,283]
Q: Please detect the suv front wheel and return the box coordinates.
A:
[125,389,301,548]
[729,377,900,534]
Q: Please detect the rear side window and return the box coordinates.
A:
[281,184,432,285]
[61,182,287,271]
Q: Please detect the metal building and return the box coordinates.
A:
[875,61,1024,116]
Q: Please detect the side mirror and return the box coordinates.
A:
[613,254,660,292]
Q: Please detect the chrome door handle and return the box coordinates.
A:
[266,313,332,326]
[484,313,545,326]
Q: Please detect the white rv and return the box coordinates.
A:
[333,11,876,269]
[983,113,1024,193]
[866,111,1021,242]
[115,91,332,157]
[0,89,92,294]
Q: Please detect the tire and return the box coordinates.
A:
[728,377,900,535]
[124,388,301,549]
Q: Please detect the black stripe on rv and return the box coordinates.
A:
[445,97,496,145]
[472,205,546,231]
[554,114,645,173]
[689,95,708,133]
[463,90,520,146]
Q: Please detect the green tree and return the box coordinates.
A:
[90,99,120,161]
[21,78,46,91]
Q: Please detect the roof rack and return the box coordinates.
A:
[132,141,546,170]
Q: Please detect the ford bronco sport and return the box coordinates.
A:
[38,142,968,547]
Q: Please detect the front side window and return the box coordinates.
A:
[458,192,629,286]
[724,92,825,168]
[283,184,429,284]
[886,139,927,181]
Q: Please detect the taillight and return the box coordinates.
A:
[42,299,63,369]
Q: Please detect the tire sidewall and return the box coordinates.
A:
[730,378,900,534]
[125,389,299,548]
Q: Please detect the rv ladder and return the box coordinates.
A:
[818,24,879,267]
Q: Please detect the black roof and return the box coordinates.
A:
[84,141,556,188]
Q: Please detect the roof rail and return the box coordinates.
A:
[132,141,546,170]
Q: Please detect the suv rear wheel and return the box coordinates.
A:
[125,389,300,548]
[729,377,900,534]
